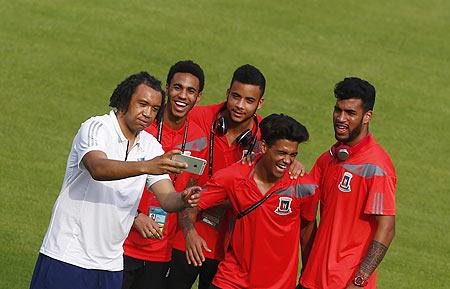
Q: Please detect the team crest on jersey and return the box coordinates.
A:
[338,171,353,192]
[274,197,292,215]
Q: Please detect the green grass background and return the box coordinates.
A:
[1,0,449,288]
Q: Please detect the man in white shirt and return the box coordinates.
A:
[29,71,201,289]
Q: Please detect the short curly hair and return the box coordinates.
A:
[230,64,266,97]
[166,60,205,92]
[334,77,376,112]
[259,114,309,147]
[109,71,165,113]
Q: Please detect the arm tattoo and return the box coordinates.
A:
[178,207,197,235]
[357,240,389,279]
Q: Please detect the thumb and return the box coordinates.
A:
[183,186,201,199]
[163,149,182,159]
[202,239,212,252]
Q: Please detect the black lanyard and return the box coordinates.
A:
[157,119,189,154]
[157,119,189,184]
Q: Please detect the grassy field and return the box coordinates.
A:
[1,0,449,288]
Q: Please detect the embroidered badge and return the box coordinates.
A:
[338,171,353,192]
[274,197,292,215]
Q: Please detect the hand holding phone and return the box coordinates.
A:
[171,154,207,175]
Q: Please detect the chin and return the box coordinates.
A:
[334,134,348,143]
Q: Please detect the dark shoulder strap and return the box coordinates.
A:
[236,190,276,219]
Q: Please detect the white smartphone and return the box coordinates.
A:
[172,154,207,175]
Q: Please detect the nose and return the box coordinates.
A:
[178,89,188,99]
[142,106,152,118]
[283,155,292,165]
[235,98,245,109]
[336,111,346,122]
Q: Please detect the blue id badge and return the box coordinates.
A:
[149,206,168,229]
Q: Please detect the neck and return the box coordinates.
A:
[345,127,369,146]
[253,159,278,185]
[226,114,254,137]
[163,109,186,130]
[116,111,137,143]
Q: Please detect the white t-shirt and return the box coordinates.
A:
[40,110,170,271]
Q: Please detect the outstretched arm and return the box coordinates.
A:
[346,215,395,288]
[82,149,187,181]
[150,180,201,213]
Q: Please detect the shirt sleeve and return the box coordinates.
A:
[300,194,319,221]
[297,175,319,221]
[188,106,210,134]
[364,173,396,216]
[198,171,229,210]
[75,118,109,170]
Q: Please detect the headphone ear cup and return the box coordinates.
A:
[215,116,227,135]
[330,144,350,161]
[235,129,253,147]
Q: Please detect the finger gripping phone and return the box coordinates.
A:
[172,154,207,175]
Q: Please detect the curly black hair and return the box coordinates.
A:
[259,114,309,147]
[334,77,376,112]
[109,72,165,115]
[166,60,205,92]
[230,64,266,97]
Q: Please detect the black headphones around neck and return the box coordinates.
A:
[329,133,372,162]
[208,109,258,177]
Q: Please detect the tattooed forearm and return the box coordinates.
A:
[178,207,198,235]
[356,240,389,279]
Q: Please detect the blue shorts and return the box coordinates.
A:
[29,253,123,289]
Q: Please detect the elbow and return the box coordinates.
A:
[378,218,396,246]
[86,164,107,181]
[388,223,396,242]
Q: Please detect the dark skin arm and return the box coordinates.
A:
[178,207,211,266]
[300,218,317,268]
[82,150,200,212]
[346,215,395,288]
[82,149,187,181]
[150,180,201,212]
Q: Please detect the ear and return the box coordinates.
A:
[260,140,268,154]
[195,92,202,104]
[165,84,169,95]
[257,97,264,110]
[363,110,373,125]
[226,89,231,100]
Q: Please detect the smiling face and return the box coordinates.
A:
[165,72,201,121]
[225,81,263,125]
[119,84,162,136]
[260,139,299,179]
[333,98,372,146]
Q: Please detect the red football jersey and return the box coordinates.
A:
[199,161,318,289]
[123,120,208,262]
[172,103,262,261]
[300,134,396,289]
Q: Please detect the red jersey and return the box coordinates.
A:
[199,161,318,289]
[172,102,262,261]
[123,120,208,262]
[300,134,396,289]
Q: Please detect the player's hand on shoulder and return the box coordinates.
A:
[185,229,211,267]
[241,152,259,165]
[289,159,306,179]
[134,212,163,239]
[144,149,187,175]
[181,186,202,208]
